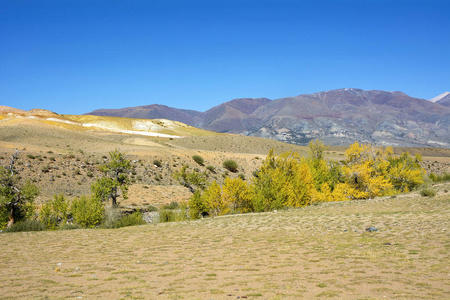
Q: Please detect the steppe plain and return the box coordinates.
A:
[0,110,449,299]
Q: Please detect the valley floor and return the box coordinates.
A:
[1,183,449,299]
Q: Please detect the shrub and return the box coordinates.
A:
[223,160,238,173]
[101,206,122,229]
[173,165,208,193]
[159,209,188,223]
[202,181,228,217]
[163,201,179,210]
[147,205,158,212]
[5,220,45,232]
[27,154,36,159]
[39,194,69,230]
[188,191,209,219]
[0,204,9,229]
[222,177,253,214]
[252,151,315,211]
[206,165,215,173]
[71,196,104,228]
[192,155,204,166]
[114,211,146,228]
[153,160,162,168]
[420,188,437,197]
[387,152,425,192]
[429,172,450,183]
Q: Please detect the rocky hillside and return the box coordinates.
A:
[85,89,450,148]
[436,93,450,107]
[193,98,271,134]
[249,89,450,147]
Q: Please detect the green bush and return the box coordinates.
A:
[40,194,69,230]
[0,204,9,230]
[5,220,45,232]
[101,206,122,229]
[429,172,450,183]
[206,165,216,173]
[163,201,179,210]
[153,160,162,168]
[159,209,188,223]
[188,190,209,220]
[420,188,437,197]
[101,208,146,228]
[71,196,104,228]
[192,155,204,166]
[173,165,208,193]
[115,211,146,228]
[223,160,238,173]
[147,205,158,212]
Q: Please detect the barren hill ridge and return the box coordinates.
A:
[85,88,450,148]
[0,107,217,139]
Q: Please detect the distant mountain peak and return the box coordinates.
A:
[430,91,450,103]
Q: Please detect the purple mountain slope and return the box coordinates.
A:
[85,89,450,148]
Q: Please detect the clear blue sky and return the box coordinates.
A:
[1,0,449,114]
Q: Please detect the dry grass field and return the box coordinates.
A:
[1,111,450,299]
[1,183,449,299]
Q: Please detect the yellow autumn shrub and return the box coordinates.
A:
[203,181,228,217]
[222,177,253,214]
[341,142,393,199]
[252,150,316,211]
[387,152,425,192]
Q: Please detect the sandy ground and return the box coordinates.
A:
[0,183,449,299]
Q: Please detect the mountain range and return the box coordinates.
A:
[85,88,450,148]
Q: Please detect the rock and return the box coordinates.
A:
[366,227,378,232]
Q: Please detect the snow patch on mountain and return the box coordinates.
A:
[430,92,450,103]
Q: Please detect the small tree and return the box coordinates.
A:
[0,150,39,229]
[188,190,209,219]
[222,177,253,214]
[173,165,207,193]
[203,181,228,217]
[92,149,133,206]
[71,196,104,228]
